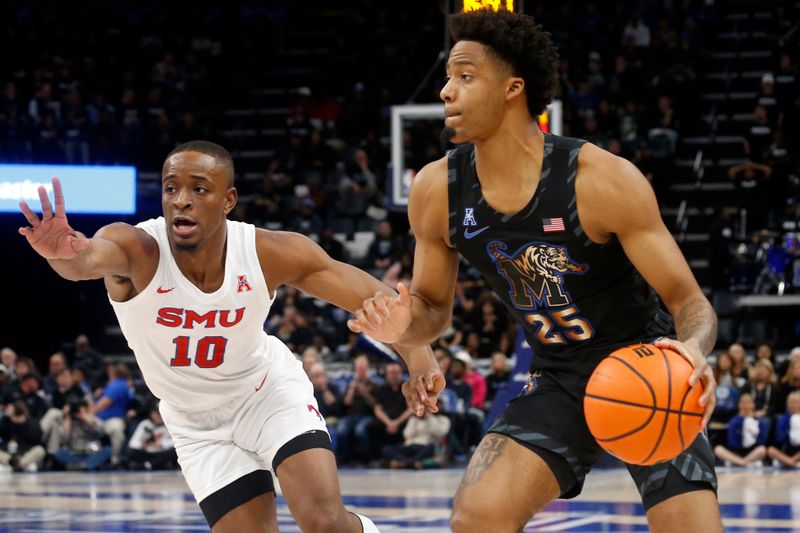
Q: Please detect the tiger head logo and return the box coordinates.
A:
[487,241,588,309]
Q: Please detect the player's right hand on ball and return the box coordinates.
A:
[18,177,89,260]
[347,282,413,344]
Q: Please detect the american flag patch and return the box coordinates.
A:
[542,217,565,232]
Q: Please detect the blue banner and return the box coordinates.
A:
[0,164,136,214]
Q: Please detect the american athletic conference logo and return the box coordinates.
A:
[487,241,594,345]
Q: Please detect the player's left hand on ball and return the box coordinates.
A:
[402,368,446,417]
[654,337,716,428]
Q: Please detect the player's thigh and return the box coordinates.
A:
[212,491,278,533]
[452,433,560,532]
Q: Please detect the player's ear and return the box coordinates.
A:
[223,187,237,215]
[506,77,525,101]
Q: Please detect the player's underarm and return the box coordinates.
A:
[673,295,718,356]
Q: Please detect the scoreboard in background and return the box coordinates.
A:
[461,0,515,12]
[0,164,136,215]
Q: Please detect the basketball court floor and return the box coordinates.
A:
[1,466,798,532]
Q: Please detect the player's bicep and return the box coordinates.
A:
[89,223,155,279]
[407,164,459,313]
[612,167,702,309]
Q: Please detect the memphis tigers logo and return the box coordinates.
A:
[487,241,594,345]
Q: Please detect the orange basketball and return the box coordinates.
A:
[584,344,705,466]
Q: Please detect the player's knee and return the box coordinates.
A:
[294,501,349,533]
[451,503,523,533]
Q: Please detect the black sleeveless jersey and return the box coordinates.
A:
[447,133,673,390]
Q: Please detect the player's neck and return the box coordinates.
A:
[473,120,544,200]
[169,225,228,290]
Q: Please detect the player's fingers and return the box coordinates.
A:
[346,318,363,333]
[38,185,53,219]
[375,295,391,318]
[355,307,379,329]
[397,282,411,307]
[19,201,41,227]
[363,299,383,325]
[52,177,65,217]
[18,227,32,237]
[402,382,424,416]
[414,378,428,404]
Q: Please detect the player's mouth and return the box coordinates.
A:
[445,112,461,122]
[172,215,198,237]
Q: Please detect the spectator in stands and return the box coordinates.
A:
[647,96,679,157]
[319,228,345,262]
[53,400,112,471]
[728,343,752,383]
[14,356,39,382]
[289,197,324,237]
[368,221,402,276]
[370,362,413,460]
[0,401,46,472]
[126,404,177,471]
[309,362,343,449]
[767,391,800,468]
[622,16,651,48]
[755,343,776,366]
[778,346,800,377]
[335,151,378,234]
[301,346,321,375]
[73,334,105,389]
[742,359,779,418]
[743,105,774,163]
[712,352,740,423]
[485,352,511,409]
[434,348,453,382]
[43,351,68,396]
[41,368,93,456]
[714,393,769,467]
[0,348,17,382]
[454,352,486,412]
[382,402,450,470]
[93,363,132,466]
[778,359,800,413]
[756,73,782,126]
[0,365,10,403]
[336,354,377,464]
[11,373,49,421]
[446,357,480,457]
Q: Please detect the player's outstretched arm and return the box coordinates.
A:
[18,177,150,282]
[348,159,460,346]
[257,229,445,414]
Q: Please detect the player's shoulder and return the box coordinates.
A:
[409,155,448,203]
[577,142,651,198]
[94,221,158,251]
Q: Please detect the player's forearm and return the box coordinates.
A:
[47,251,96,281]
[673,294,718,356]
[392,343,438,376]
[396,294,451,345]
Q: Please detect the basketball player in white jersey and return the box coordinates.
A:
[17,140,442,533]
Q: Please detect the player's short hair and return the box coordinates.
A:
[449,8,559,117]
[168,140,235,187]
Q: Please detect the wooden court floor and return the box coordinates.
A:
[1,466,799,531]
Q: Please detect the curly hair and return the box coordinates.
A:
[449,9,559,117]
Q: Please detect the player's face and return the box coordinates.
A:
[440,41,513,143]
[161,151,236,252]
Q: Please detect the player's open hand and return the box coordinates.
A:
[347,282,413,344]
[18,177,89,260]
[402,367,446,417]
[654,337,716,428]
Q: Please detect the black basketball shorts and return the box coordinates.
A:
[487,371,718,510]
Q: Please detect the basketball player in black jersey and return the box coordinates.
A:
[348,9,722,533]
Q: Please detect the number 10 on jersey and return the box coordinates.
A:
[170,336,227,368]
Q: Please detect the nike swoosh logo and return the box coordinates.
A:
[255,371,269,392]
[157,287,175,294]
[463,226,490,239]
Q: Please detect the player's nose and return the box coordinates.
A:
[173,189,192,209]
[440,80,454,103]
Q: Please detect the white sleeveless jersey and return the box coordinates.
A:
[109,217,278,410]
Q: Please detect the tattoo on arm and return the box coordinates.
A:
[674,296,718,355]
[458,434,509,489]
